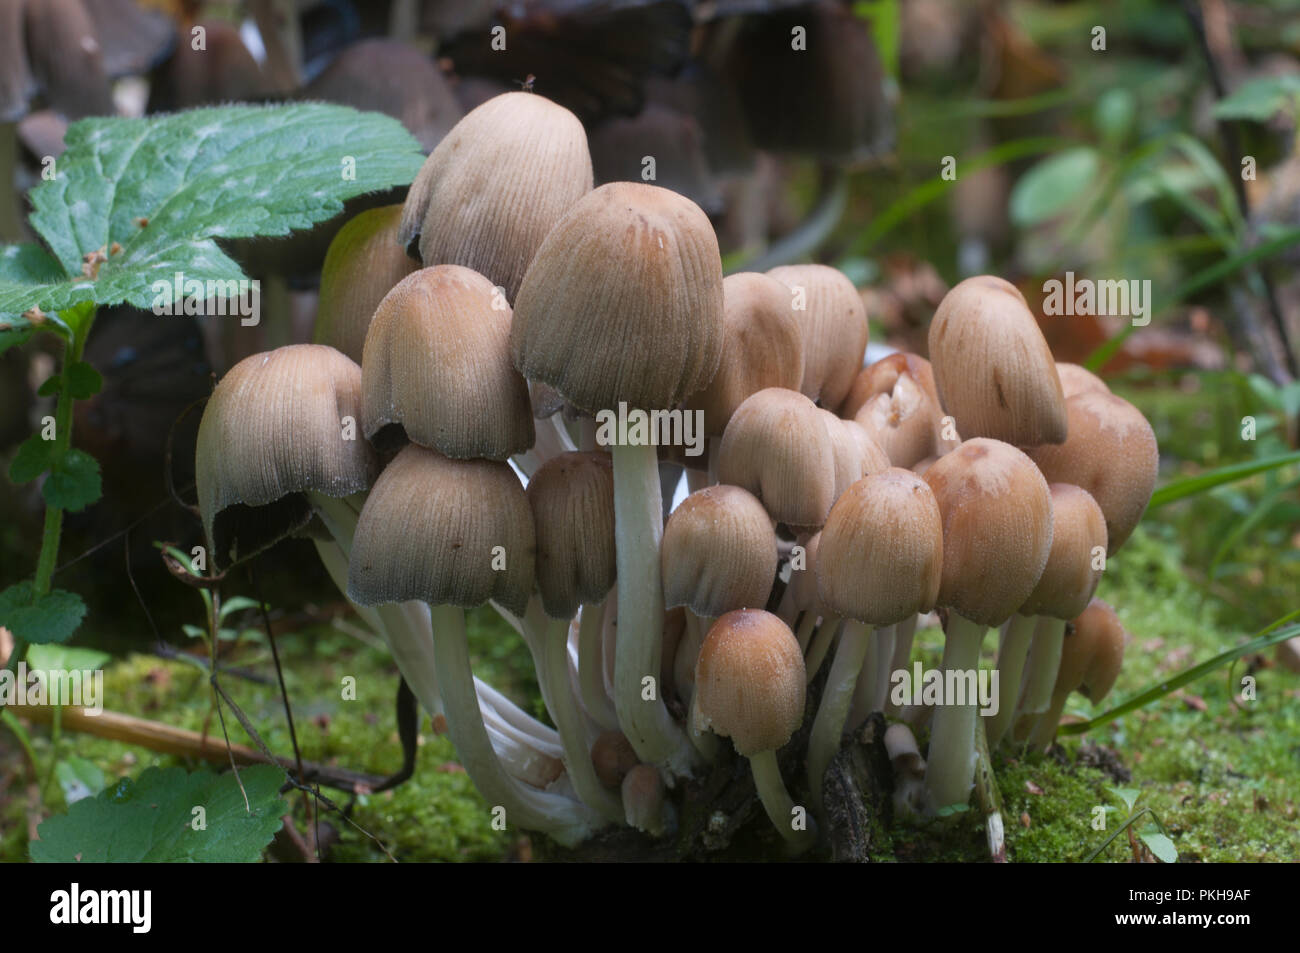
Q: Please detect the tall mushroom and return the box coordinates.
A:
[767,263,869,411]
[512,181,725,775]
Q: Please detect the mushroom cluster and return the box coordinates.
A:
[194,93,1155,854]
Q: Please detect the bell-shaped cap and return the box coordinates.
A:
[399,91,593,302]
[1056,598,1127,703]
[923,438,1054,626]
[361,265,535,460]
[662,485,777,617]
[1019,484,1107,619]
[196,344,377,568]
[817,468,943,625]
[1055,362,1109,399]
[347,444,535,615]
[511,181,725,413]
[820,411,890,501]
[767,263,869,411]
[693,609,806,756]
[928,275,1067,446]
[527,451,616,619]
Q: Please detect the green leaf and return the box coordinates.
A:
[1212,75,1300,122]
[0,583,87,644]
[8,434,58,483]
[0,243,70,339]
[1009,147,1101,227]
[65,361,103,399]
[218,595,264,622]
[1139,829,1178,863]
[1108,787,1141,813]
[31,765,288,862]
[0,104,424,317]
[56,757,107,805]
[1147,451,1300,508]
[42,448,101,512]
[36,376,61,396]
[26,643,111,673]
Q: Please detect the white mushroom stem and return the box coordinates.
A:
[611,441,698,776]
[885,614,919,716]
[750,748,813,851]
[984,613,1039,747]
[1025,682,1072,752]
[428,602,602,844]
[544,618,626,822]
[1016,616,1069,723]
[851,623,896,726]
[577,601,619,730]
[924,612,987,811]
[485,723,564,789]
[794,611,817,653]
[805,619,873,813]
[804,615,841,684]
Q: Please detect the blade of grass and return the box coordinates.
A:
[1209,474,1300,574]
[1147,451,1300,508]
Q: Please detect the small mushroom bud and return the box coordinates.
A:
[591,731,638,790]
[527,451,616,620]
[622,764,674,837]
[313,205,420,364]
[767,263,869,411]
[885,723,928,817]
[928,275,1067,446]
[1026,390,1158,554]
[1027,598,1127,750]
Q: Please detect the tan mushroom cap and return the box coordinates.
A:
[661,485,777,617]
[817,468,943,625]
[928,275,1067,446]
[693,609,806,756]
[313,205,420,364]
[787,531,824,615]
[398,91,593,302]
[591,730,638,790]
[820,410,891,500]
[717,388,837,528]
[511,181,725,413]
[1019,484,1108,619]
[1056,598,1127,703]
[1056,362,1110,399]
[527,451,616,619]
[196,344,377,568]
[839,351,941,419]
[361,264,535,460]
[685,271,804,436]
[621,763,670,835]
[766,263,869,410]
[1025,390,1158,554]
[923,438,1054,626]
[851,370,941,470]
[346,444,535,615]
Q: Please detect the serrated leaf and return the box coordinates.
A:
[1010,147,1100,227]
[42,448,101,511]
[0,243,71,334]
[0,104,424,317]
[0,583,86,644]
[1138,828,1178,863]
[56,757,107,806]
[65,361,103,399]
[1212,75,1300,122]
[31,765,288,862]
[8,434,58,483]
[26,642,111,673]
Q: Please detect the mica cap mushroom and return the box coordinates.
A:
[767,263,869,411]
[661,485,778,618]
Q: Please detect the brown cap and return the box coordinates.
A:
[314,205,420,365]
[839,351,940,419]
[662,485,777,617]
[591,730,638,790]
[685,271,804,436]
[1019,484,1107,619]
[716,388,836,528]
[399,92,592,302]
[817,468,943,625]
[1056,598,1126,703]
[928,275,1067,446]
[23,0,112,118]
[820,411,890,501]
[786,531,824,615]
[923,438,1054,626]
[693,609,806,756]
[346,444,535,615]
[621,763,671,835]
[1055,362,1109,399]
[196,345,377,568]
[1025,390,1158,553]
[767,263,869,410]
[361,265,534,460]
[511,181,725,413]
[527,451,616,619]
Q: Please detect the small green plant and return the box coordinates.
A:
[1085,786,1177,864]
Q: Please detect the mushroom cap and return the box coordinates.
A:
[851,370,940,470]
[693,609,806,756]
[24,0,113,118]
[661,485,777,617]
[1055,362,1110,399]
[716,387,837,528]
[621,763,669,834]
[1025,390,1158,554]
[361,265,535,460]
[927,275,1067,446]
[196,345,377,569]
[923,438,1054,626]
[766,263,869,410]
[1056,598,1127,703]
[1019,484,1108,619]
[511,181,725,413]
[820,410,891,501]
[838,351,940,419]
[591,730,638,790]
[787,531,823,615]
[1,0,34,121]
[527,451,616,619]
[347,444,535,615]
[685,271,804,436]
[399,91,593,302]
[313,205,420,365]
[817,468,943,624]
